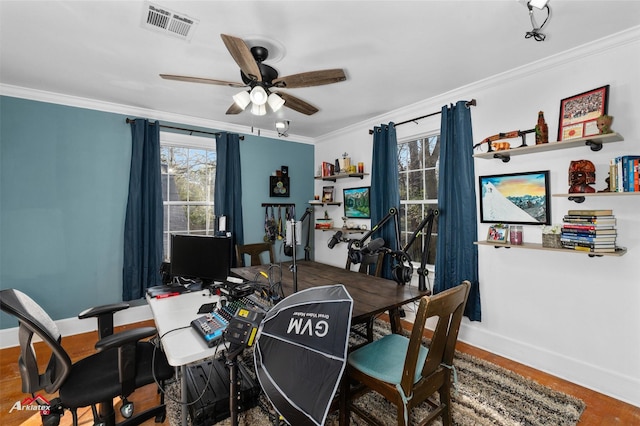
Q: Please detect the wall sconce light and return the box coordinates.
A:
[525,0,551,41]
[275,120,290,137]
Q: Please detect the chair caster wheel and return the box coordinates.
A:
[120,400,134,418]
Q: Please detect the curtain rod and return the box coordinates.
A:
[125,118,244,140]
[368,99,477,134]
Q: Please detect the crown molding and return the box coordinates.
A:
[2,26,637,146]
[316,25,640,144]
[0,84,314,145]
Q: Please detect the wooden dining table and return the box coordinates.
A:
[231,260,429,334]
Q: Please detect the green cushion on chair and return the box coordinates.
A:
[348,333,428,385]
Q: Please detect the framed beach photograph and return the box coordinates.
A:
[486,225,509,244]
[478,170,551,225]
[558,85,609,141]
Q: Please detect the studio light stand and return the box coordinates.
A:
[287,207,312,293]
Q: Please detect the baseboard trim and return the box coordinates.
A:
[458,323,640,408]
[0,304,153,349]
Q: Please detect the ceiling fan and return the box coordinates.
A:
[160,34,347,116]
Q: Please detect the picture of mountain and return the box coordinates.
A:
[479,171,550,224]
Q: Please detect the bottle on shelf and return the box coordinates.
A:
[535,111,549,145]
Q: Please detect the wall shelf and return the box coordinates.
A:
[552,191,640,203]
[309,201,341,206]
[315,172,368,182]
[315,227,365,234]
[474,241,626,257]
[473,132,624,162]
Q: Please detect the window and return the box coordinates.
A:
[160,133,217,258]
[397,135,439,266]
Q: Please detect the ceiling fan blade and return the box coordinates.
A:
[276,92,319,115]
[273,69,346,89]
[220,34,262,82]
[160,74,245,88]
[225,103,244,115]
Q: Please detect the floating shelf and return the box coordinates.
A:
[309,201,341,206]
[473,132,624,162]
[315,227,366,234]
[474,241,626,257]
[315,173,368,182]
[552,191,640,203]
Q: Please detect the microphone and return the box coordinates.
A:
[361,238,385,254]
[328,230,343,249]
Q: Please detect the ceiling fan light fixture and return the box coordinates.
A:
[267,93,285,112]
[249,86,268,106]
[251,103,267,116]
[232,90,251,110]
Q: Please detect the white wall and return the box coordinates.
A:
[314,27,640,407]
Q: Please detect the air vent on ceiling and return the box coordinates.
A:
[142,2,199,41]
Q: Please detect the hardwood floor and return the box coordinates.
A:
[1,319,638,425]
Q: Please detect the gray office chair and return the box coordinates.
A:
[0,288,174,426]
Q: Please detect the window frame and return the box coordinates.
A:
[397,132,440,276]
[160,132,217,259]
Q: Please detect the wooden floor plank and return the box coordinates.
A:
[1,319,638,425]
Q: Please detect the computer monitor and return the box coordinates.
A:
[170,234,231,283]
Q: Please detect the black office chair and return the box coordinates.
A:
[0,288,174,426]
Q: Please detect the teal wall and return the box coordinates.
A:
[0,96,313,327]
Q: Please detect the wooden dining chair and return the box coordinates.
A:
[339,281,470,426]
[346,251,385,343]
[236,242,275,266]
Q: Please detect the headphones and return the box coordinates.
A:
[284,243,293,257]
[391,251,413,285]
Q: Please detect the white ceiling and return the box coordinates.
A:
[1,1,639,139]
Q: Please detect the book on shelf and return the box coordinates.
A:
[610,155,640,192]
[562,217,616,225]
[560,229,617,236]
[560,237,616,245]
[562,240,616,249]
[562,223,615,231]
[561,238,616,246]
[567,245,617,253]
[321,161,335,177]
[566,209,613,216]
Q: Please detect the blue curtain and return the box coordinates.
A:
[214,132,244,267]
[123,119,163,301]
[434,101,481,321]
[370,123,401,280]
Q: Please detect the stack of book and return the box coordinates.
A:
[561,209,617,253]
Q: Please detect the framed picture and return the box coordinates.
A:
[343,186,371,218]
[486,224,509,243]
[558,85,609,141]
[322,186,334,202]
[270,176,289,197]
[478,170,551,225]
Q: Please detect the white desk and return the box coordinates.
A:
[147,289,225,425]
